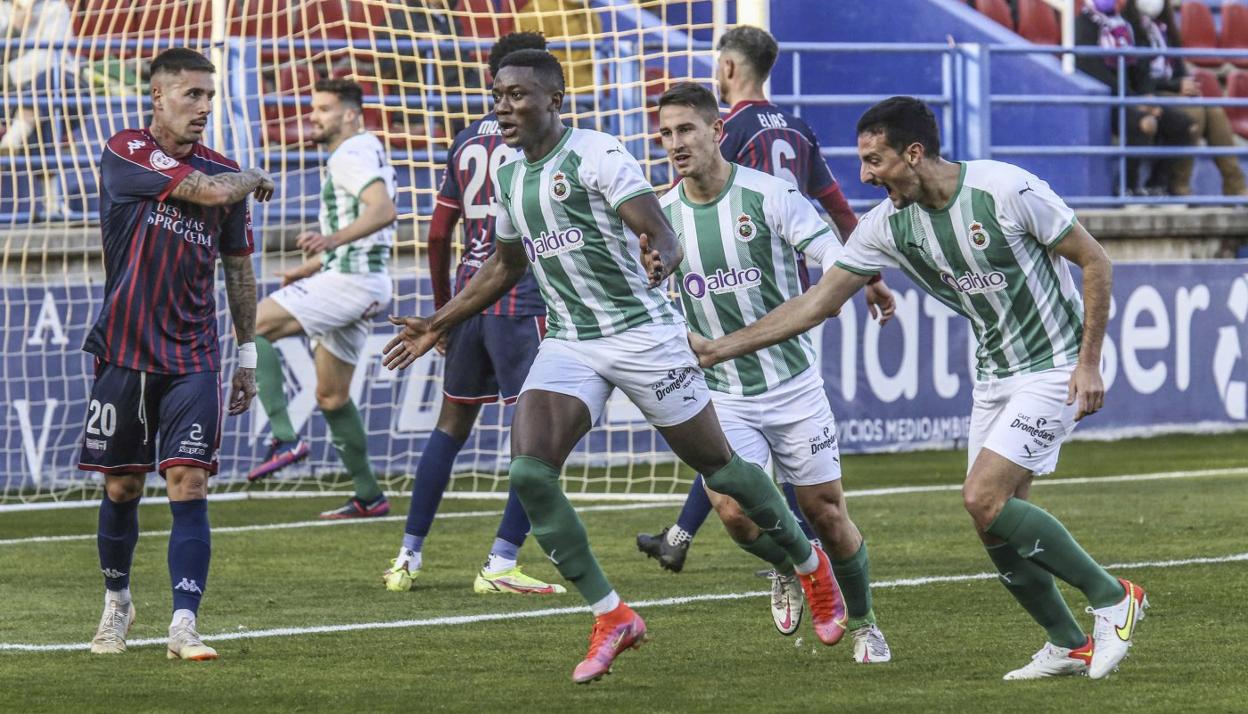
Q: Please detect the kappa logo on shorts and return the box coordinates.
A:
[808,425,838,455]
[651,367,697,402]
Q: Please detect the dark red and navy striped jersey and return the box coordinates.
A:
[437,113,544,317]
[83,129,254,375]
[719,100,839,201]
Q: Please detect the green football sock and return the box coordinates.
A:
[704,454,814,568]
[734,532,795,576]
[987,498,1126,609]
[985,542,1086,650]
[831,540,876,630]
[255,336,296,443]
[509,456,612,604]
[322,400,382,502]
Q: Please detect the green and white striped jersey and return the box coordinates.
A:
[663,164,835,396]
[493,127,681,340]
[837,160,1083,380]
[319,131,396,275]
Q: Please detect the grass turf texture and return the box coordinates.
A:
[1,432,1246,713]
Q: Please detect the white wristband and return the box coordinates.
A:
[238,342,257,369]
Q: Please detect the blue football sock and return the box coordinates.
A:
[492,485,530,554]
[168,499,210,615]
[676,475,714,536]
[98,494,141,592]
[783,482,818,541]
[404,429,466,543]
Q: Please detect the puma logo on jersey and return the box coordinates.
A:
[174,578,203,594]
[1018,183,1034,195]
[606,148,622,155]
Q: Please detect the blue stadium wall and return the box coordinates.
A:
[767,0,1113,202]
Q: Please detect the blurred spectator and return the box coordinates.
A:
[1076,0,1194,195]
[0,0,72,151]
[509,0,600,95]
[1129,0,1247,196]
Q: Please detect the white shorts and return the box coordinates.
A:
[270,270,392,364]
[519,321,710,428]
[712,367,841,487]
[968,366,1078,476]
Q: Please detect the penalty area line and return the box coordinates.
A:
[2,551,1245,654]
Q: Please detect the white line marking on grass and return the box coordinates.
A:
[5,465,1248,514]
[3,551,1244,653]
[0,502,674,547]
[3,467,1246,548]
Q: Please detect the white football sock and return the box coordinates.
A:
[665,525,692,547]
[484,554,516,574]
[105,588,131,605]
[794,547,820,575]
[170,609,196,628]
[590,591,621,616]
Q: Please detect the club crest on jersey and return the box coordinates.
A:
[735,213,757,242]
[969,221,990,250]
[149,149,178,171]
[550,171,571,202]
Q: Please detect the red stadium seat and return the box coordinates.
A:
[1223,70,1248,138]
[1181,0,1224,68]
[1017,0,1059,46]
[1220,1,1248,69]
[1191,67,1224,97]
[973,0,1015,32]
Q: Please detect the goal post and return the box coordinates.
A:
[1,0,724,504]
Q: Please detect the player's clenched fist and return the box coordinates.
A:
[248,167,276,202]
[383,315,442,370]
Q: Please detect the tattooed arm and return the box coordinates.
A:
[171,168,275,207]
[222,254,258,414]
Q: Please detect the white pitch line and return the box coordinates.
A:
[6,465,1248,515]
[3,551,1244,654]
[0,502,674,547]
[3,466,1246,548]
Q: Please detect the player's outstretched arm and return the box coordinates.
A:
[382,239,528,371]
[222,254,258,415]
[618,193,681,286]
[693,266,869,368]
[171,168,275,207]
[296,181,397,254]
[1054,223,1113,421]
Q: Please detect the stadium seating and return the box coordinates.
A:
[1220,1,1248,68]
[973,0,1016,31]
[1224,69,1248,137]
[1016,0,1060,46]
[1192,66,1225,97]
[1181,0,1225,68]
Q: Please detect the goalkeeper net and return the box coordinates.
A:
[1,0,724,504]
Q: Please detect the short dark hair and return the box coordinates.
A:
[150,48,215,78]
[488,32,548,78]
[856,96,941,158]
[657,82,720,124]
[497,49,565,92]
[716,25,778,77]
[314,78,364,109]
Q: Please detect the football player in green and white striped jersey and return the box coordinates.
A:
[250,79,397,518]
[656,82,892,663]
[383,50,850,684]
[693,96,1148,682]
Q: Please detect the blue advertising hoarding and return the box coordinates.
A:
[4,262,1247,494]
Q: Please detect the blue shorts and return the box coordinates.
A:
[442,314,544,405]
[78,361,222,476]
